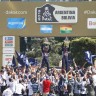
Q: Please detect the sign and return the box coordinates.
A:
[7,18,26,29]
[3,48,14,54]
[2,54,14,66]
[60,25,72,34]
[35,4,78,23]
[87,18,96,29]
[40,25,52,33]
[3,36,15,47]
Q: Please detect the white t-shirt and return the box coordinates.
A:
[27,82,33,95]
[15,83,25,94]
[7,80,17,93]
[81,81,87,94]
[92,74,96,86]
[74,80,81,94]
[2,88,13,96]
[6,75,11,86]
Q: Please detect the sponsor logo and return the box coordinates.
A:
[87,18,96,29]
[3,36,15,47]
[3,48,14,54]
[35,4,78,23]
[40,25,52,33]
[5,10,27,15]
[5,37,13,40]
[7,18,26,29]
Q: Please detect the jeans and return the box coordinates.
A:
[62,55,68,72]
[41,56,49,73]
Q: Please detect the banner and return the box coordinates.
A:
[2,54,14,66]
[3,36,15,47]
[36,4,78,23]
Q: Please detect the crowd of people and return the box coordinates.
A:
[0,40,96,96]
[0,58,96,96]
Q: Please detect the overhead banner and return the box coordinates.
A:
[35,4,78,23]
[0,2,96,37]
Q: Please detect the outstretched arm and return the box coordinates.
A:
[48,45,51,53]
[73,58,77,70]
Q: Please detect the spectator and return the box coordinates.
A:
[43,76,52,96]
[2,85,13,96]
[14,80,25,96]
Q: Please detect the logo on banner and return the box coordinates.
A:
[40,25,52,33]
[3,54,14,66]
[3,36,15,47]
[60,25,72,34]
[87,18,96,29]
[7,18,26,29]
[35,4,78,23]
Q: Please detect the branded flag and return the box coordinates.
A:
[60,25,72,34]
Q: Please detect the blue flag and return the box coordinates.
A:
[23,55,29,67]
[15,51,25,66]
[15,51,38,67]
[28,58,36,65]
[12,55,16,67]
[85,51,93,64]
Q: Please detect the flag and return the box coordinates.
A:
[60,25,72,34]
[15,51,25,66]
[25,57,29,66]
[15,51,38,67]
[15,50,20,57]
[28,58,36,65]
[15,50,21,63]
[85,51,93,64]
[23,55,29,67]
[12,55,16,67]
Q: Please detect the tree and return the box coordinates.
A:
[70,37,96,67]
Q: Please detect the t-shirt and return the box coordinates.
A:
[81,81,87,94]
[27,82,33,95]
[43,79,51,93]
[74,80,81,94]
[2,88,13,96]
[92,75,96,87]
[15,83,25,94]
